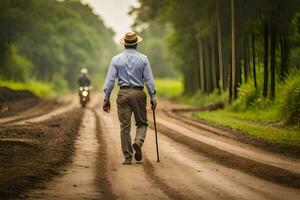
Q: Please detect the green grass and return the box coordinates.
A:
[179,90,228,106]
[156,71,300,146]
[215,109,279,122]
[194,110,300,146]
[155,78,228,106]
[0,80,56,98]
[155,78,184,99]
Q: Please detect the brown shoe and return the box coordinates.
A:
[132,143,142,161]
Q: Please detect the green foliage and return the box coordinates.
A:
[227,68,300,126]
[155,78,183,99]
[51,73,69,94]
[133,0,300,97]
[0,80,55,98]
[290,13,300,68]
[155,78,228,106]
[208,109,278,122]
[280,69,300,126]
[230,78,274,111]
[0,0,116,92]
[180,90,228,106]
[0,44,33,82]
[194,110,300,146]
[193,70,300,143]
[230,83,260,111]
[137,22,178,78]
[155,77,228,105]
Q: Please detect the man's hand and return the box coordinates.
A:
[103,100,111,113]
[151,99,157,110]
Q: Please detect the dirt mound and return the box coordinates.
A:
[0,87,38,103]
[0,108,83,199]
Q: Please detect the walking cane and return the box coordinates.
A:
[152,108,160,162]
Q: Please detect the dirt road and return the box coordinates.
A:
[1,94,300,199]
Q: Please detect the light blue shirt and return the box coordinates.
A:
[103,48,156,101]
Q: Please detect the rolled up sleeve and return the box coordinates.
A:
[103,60,117,100]
[143,58,156,101]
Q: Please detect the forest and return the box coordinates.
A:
[131,0,300,127]
[0,0,116,94]
[0,0,299,128]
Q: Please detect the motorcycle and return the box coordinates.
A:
[79,86,90,108]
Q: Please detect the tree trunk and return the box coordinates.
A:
[198,38,205,92]
[216,0,223,91]
[229,62,233,103]
[263,21,269,97]
[205,41,213,93]
[236,32,242,88]
[243,36,249,83]
[284,34,289,76]
[231,0,237,100]
[270,30,276,99]
[280,33,288,80]
[251,34,257,89]
[211,35,217,90]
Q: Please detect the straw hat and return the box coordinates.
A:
[120,32,143,46]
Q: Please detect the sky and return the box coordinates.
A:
[81,0,139,44]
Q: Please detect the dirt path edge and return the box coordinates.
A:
[148,121,300,189]
[93,109,118,200]
[164,110,300,158]
[0,109,83,199]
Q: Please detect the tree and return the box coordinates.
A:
[132,0,300,102]
[216,0,224,91]
[263,22,269,97]
[0,0,117,90]
[231,0,237,100]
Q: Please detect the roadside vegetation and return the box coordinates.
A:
[0,0,116,97]
[133,0,300,146]
[0,80,55,98]
[155,79,183,99]
[155,78,228,105]
[155,70,300,146]
[194,68,300,143]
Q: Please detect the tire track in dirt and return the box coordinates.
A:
[148,117,300,189]
[84,96,300,199]
[96,106,169,200]
[142,158,195,200]
[23,94,109,199]
[159,111,300,171]
[145,126,300,199]
[0,99,61,125]
[93,108,118,200]
[12,97,78,126]
[164,109,300,157]
[25,109,102,199]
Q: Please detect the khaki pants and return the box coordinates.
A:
[117,89,148,160]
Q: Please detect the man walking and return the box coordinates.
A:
[103,32,157,165]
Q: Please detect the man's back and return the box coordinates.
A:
[111,49,148,87]
[104,48,156,101]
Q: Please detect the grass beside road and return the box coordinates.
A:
[155,78,300,147]
[194,110,300,146]
[0,80,56,98]
[155,78,184,99]
[155,78,228,105]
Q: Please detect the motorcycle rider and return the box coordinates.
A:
[78,68,91,103]
[78,68,91,87]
